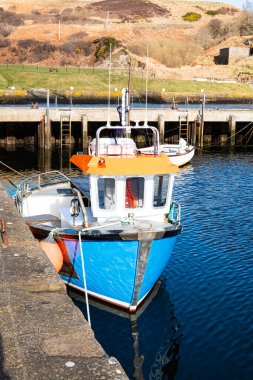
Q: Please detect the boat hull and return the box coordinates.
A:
[54,229,180,311]
[139,145,195,167]
[168,147,195,167]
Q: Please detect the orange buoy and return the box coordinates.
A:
[39,240,63,273]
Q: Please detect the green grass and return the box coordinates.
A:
[0,64,251,98]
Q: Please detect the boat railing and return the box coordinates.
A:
[95,125,160,156]
[15,171,71,214]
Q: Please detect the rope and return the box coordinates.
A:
[0,160,23,176]
[78,230,91,328]
[195,120,253,148]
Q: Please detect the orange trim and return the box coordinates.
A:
[70,154,179,175]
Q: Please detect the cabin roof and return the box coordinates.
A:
[70,154,179,175]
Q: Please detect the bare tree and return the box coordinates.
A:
[241,0,253,35]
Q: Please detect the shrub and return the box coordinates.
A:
[59,40,92,56]
[61,8,73,15]
[68,31,88,41]
[217,7,237,15]
[59,41,77,55]
[239,2,253,35]
[49,8,60,14]
[61,14,80,23]
[15,40,55,62]
[0,38,9,48]
[182,12,202,22]
[17,39,35,49]
[206,10,219,16]
[94,37,120,61]
[0,23,15,37]
[208,19,223,38]
[0,10,24,26]
[32,9,41,15]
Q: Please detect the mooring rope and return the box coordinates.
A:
[78,230,91,328]
[194,120,253,150]
[0,160,23,176]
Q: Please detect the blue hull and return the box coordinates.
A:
[60,234,178,310]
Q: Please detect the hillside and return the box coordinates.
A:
[0,0,251,82]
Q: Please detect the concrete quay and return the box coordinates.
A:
[0,183,127,380]
[0,105,253,149]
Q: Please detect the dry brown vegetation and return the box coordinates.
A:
[0,0,251,80]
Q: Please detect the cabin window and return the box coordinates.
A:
[125,177,144,208]
[153,175,169,207]
[97,178,116,209]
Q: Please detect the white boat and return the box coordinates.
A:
[139,138,195,167]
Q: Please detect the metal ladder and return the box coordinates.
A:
[60,113,72,149]
[179,113,189,141]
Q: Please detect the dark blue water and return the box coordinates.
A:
[1,148,252,380]
[73,150,253,380]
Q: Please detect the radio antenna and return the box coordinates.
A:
[107,43,112,126]
[144,46,149,126]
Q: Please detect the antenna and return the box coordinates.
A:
[107,44,112,127]
[127,59,132,125]
[144,46,149,126]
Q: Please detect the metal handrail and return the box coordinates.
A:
[17,171,70,190]
[15,171,71,215]
[95,125,160,156]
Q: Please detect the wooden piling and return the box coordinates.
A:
[220,134,227,146]
[158,114,165,144]
[200,118,204,148]
[82,115,88,153]
[44,114,52,150]
[229,115,236,147]
[38,120,45,149]
[191,120,197,146]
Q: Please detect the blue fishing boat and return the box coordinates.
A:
[15,89,182,311]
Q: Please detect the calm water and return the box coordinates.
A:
[0,147,252,380]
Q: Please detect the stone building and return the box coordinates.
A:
[215,47,250,65]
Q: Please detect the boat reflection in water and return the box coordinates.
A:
[70,281,183,379]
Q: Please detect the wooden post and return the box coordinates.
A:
[5,126,16,148]
[44,89,51,150]
[204,135,212,145]
[158,114,165,144]
[191,121,197,146]
[38,120,45,149]
[195,115,201,147]
[5,136,16,147]
[44,149,52,172]
[229,115,236,147]
[220,135,227,146]
[44,114,51,150]
[200,91,205,148]
[82,115,88,153]
[200,118,204,148]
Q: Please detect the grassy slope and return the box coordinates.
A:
[0,64,251,100]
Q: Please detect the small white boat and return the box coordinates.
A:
[139,138,195,167]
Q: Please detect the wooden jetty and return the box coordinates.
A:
[0,106,252,149]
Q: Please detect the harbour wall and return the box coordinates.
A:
[0,106,252,149]
[0,182,127,379]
